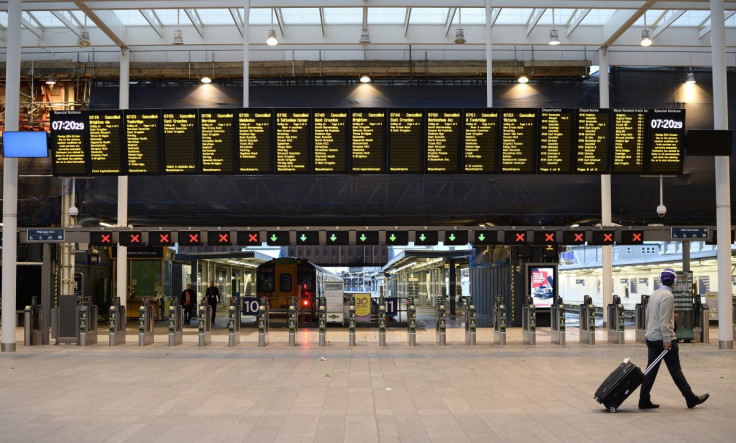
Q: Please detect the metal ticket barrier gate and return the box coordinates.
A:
[288,297,298,347]
[378,295,387,346]
[348,296,356,347]
[493,296,507,346]
[607,295,625,344]
[258,296,269,347]
[693,299,710,344]
[579,295,596,345]
[550,295,566,345]
[635,295,648,343]
[522,296,536,345]
[24,297,44,346]
[407,297,416,346]
[436,295,446,346]
[138,298,154,346]
[198,302,212,346]
[168,298,183,346]
[319,296,327,346]
[228,297,241,347]
[109,297,127,346]
[465,295,476,345]
[78,299,98,346]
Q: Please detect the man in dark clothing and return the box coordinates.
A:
[639,268,709,410]
[179,283,196,325]
[206,281,221,326]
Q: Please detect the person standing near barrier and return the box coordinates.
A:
[179,283,196,325]
[206,281,221,326]
[639,268,709,410]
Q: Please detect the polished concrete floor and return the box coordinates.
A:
[0,322,733,443]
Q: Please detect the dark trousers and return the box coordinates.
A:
[640,340,696,404]
[209,304,217,324]
[183,306,193,324]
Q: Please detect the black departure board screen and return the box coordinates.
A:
[351,109,386,173]
[237,109,273,173]
[647,109,685,175]
[313,109,348,173]
[612,109,648,174]
[539,108,574,173]
[88,110,123,175]
[576,109,611,173]
[276,110,311,173]
[388,109,424,173]
[125,110,161,174]
[200,110,235,174]
[501,109,537,173]
[162,110,198,174]
[463,109,499,173]
[51,110,88,176]
[426,109,461,173]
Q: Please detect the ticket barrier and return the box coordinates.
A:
[198,303,212,346]
[635,295,648,343]
[465,295,476,345]
[258,296,269,347]
[78,299,98,346]
[378,295,387,346]
[168,300,184,346]
[607,295,625,344]
[493,296,507,346]
[522,296,536,345]
[348,296,356,347]
[24,297,44,346]
[550,295,566,345]
[138,298,154,346]
[288,297,298,347]
[319,296,327,347]
[693,300,709,344]
[227,297,241,346]
[579,295,596,345]
[109,297,127,346]
[407,297,417,346]
[436,295,446,346]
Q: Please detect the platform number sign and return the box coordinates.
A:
[120,231,143,246]
[241,297,260,315]
[90,231,113,246]
[208,231,231,246]
[385,298,398,317]
[179,231,202,246]
[150,231,173,247]
[237,231,261,245]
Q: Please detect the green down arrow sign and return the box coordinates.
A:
[330,234,337,242]
[419,234,426,242]
[448,233,456,242]
[477,233,486,242]
[299,234,308,242]
[270,234,278,242]
[359,234,367,242]
[389,234,397,242]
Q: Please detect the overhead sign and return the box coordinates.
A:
[619,230,645,245]
[385,231,409,246]
[591,230,616,245]
[119,231,143,247]
[90,231,113,246]
[266,231,290,246]
[562,230,586,245]
[326,231,349,245]
[208,231,231,246]
[534,231,558,245]
[414,231,438,246]
[355,231,379,245]
[179,231,202,246]
[444,230,468,246]
[150,231,173,247]
[296,231,320,245]
[27,229,65,242]
[504,230,528,245]
[238,231,261,245]
[473,230,496,246]
[671,227,709,240]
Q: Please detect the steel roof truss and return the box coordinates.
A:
[21,16,45,39]
[405,7,412,37]
[51,10,84,37]
[184,8,203,37]
[526,8,545,37]
[699,10,736,39]
[566,8,590,37]
[228,7,244,37]
[445,7,456,37]
[139,9,163,38]
[74,2,128,48]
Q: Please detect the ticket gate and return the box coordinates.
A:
[407,297,417,346]
[378,295,387,346]
[436,295,447,346]
[693,299,710,344]
[198,302,212,346]
[288,297,298,347]
[228,297,241,347]
[138,298,154,346]
[258,296,269,347]
[24,297,44,346]
[635,295,648,343]
[78,301,98,346]
[168,299,184,346]
[109,297,127,346]
[607,295,625,344]
[493,296,507,346]
[318,296,327,347]
[465,295,476,345]
[522,296,536,345]
[550,295,566,345]
[348,296,356,347]
[579,295,596,345]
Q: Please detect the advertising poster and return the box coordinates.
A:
[354,293,372,322]
[530,266,555,308]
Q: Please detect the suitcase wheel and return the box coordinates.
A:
[608,406,617,413]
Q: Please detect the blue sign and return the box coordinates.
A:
[385,298,398,317]
[671,227,709,239]
[241,297,260,315]
[27,228,65,242]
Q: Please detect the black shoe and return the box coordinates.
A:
[687,393,709,409]
[639,402,660,410]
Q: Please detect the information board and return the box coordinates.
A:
[463,109,499,173]
[576,108,611,173]
[51,110,88,176]
[612,109,648,174]
[200,110,235,174]
[125,110,161,174]
[351,109,386,173]
[237,109,273,173]
[647,108,685,174]
[388,109,424,173]
[162,110,198,174]
[426,109,461,173]
[501,109,537,173]
[313,109,348,173]
[539,108,574,173]
[276,109,311,173]
[87,110,124,175]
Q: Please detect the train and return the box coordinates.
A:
[256,257,344,322]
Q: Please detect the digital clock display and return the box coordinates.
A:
[647,109,685,174]
[51,110,89,176]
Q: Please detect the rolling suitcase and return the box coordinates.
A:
[594,349,668,412]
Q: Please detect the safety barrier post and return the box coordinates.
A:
[258,296,269,347]
[138,297,154,346]
[407,296,416,346]
[24,297,43,346]
[607,295,625,344]
[78,302,98,346]
[109,297,126,346]
[198,301,212,346]
[378,295,387,346]
[348,296,356,347]
[494,296,506,346]
[579,295,596,345]
[522,296,536,345]
[228,297,241,347]
[465,295,476,345]
[550,295,566,345]
[168,300,183,346]
[436,295,446,346]
[318,296,327,346]
[288,296,298,346]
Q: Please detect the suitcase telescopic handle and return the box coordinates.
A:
[643,349,669,375]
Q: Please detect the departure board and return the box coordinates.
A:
[539,108,574,173]
[125,110,161,174]
[162,110,198,174]
[576,109,611,173]
[351,109,386,173]
[237,109,273,173]
[313,109,348,173]
[200,110,235,174]
[463,109,499,173]
[426,109,461,173]
[88,110,123,175]
[647,109,685,174]
[389,109,424,173]
[501,109,537,173]
[612,109,648,174]
[275,110,311,173]
[51,110,88,176]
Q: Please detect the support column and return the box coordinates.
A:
[41,244,52,345]
[449,258,457,316]
[117,48,130,310]
[599,48,613,326]
[710,0,733,349]
[485,0,493,107]
[682,241,691,273]
[243,1,250,107]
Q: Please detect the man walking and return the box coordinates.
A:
[206,281,221,326]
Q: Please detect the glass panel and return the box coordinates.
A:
[281,8,321,25]
[671,11,710,27]
[537,9,575,26]
[153,9,178,26]
[495,8,533,25]
[633,10,666,26]
[249,8,272,25]
[130,261,162,297]
[409,8,448,25]
[323,8,363,24]
[580,9,619,25]
[459,8,486,25]
[113,10,148,26]
[196,9,238,25]
[726,12,736,27]
[0,12,8,28]
[26,11,63,28]
[279,273,293,292]
[368,8,406,24]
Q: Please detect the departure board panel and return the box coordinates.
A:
[237,109,273,173]
[576,109,611,173]
[463,109,499,173]
[426,109,461,173]
[162,110,198,174]
[313,109,348,173]
[351,109,386,173]
[501,109,537,173]
[539,108,574,173]
[125,110,161,174]
[51,110,88,176]
[88,110,123,175]
[276,109,311,173]
[388,109,424,173]
[612,109,648,174]
[200,110,235,174]
[647,109,685,174]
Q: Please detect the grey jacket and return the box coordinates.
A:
[645,285,676,343]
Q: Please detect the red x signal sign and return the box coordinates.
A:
[179,231,201,246]
[592,231,616,245]
[207,231,231,245]
[534,231,558,245]
[620,230,644,245]
[237,231,261,245]
[120,231,143,246]
[90,231,113,246]
[150,231,172,247]
[562,231,586,245]
[504,231,528,245]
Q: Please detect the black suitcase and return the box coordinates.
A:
[594,350,668,412]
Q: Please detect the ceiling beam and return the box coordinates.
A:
[184,8,203,38]
[21,16,45,40]
[490,8,501,27]
[526,8,545,37]
[445,8,457,37]
[51,10,83,37]
[699,10,736,38]
[139,9,163,38]
[566,8,590,37]
[405,7,413,37]
[74,1,128,48]
[228,7,244,37]
[600,1,654,48]
[319,8,325,37]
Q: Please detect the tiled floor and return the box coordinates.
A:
[0,325,733,442]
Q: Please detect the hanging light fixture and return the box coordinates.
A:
[200,75,212,84]
[686,71,696,84]
[359,29,370,45]
[454,8,466,44]
[266,8,279,46]
[77,31,91,47]
[548,9,560,45]
[359,74,372,83]
[45,78,57,85]
[173,9,184,45]
[518,74,529,84]
[640,12,652,47]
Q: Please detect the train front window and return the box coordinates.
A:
[279,273,293,292]
[258,273,274,292]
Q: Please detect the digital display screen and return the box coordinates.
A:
[528,264,557,309]
[276,109,311,173]
[51,110,88,176]
[463,109,499,173]
[648,109,685,174]
[2,131,48,158]
[351,109,386,173]
[501,109,537,173]
[576,109,611,173]
[388,109,424,173]
[313,109,348,173]
[88,110,124,174]
[612,109,648,174]
[539,108,574,173]
[200,110,235,174]
[426,109,461,173]
[162,110,199,174]
[237,109,273,173]
[125,110,161,174]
